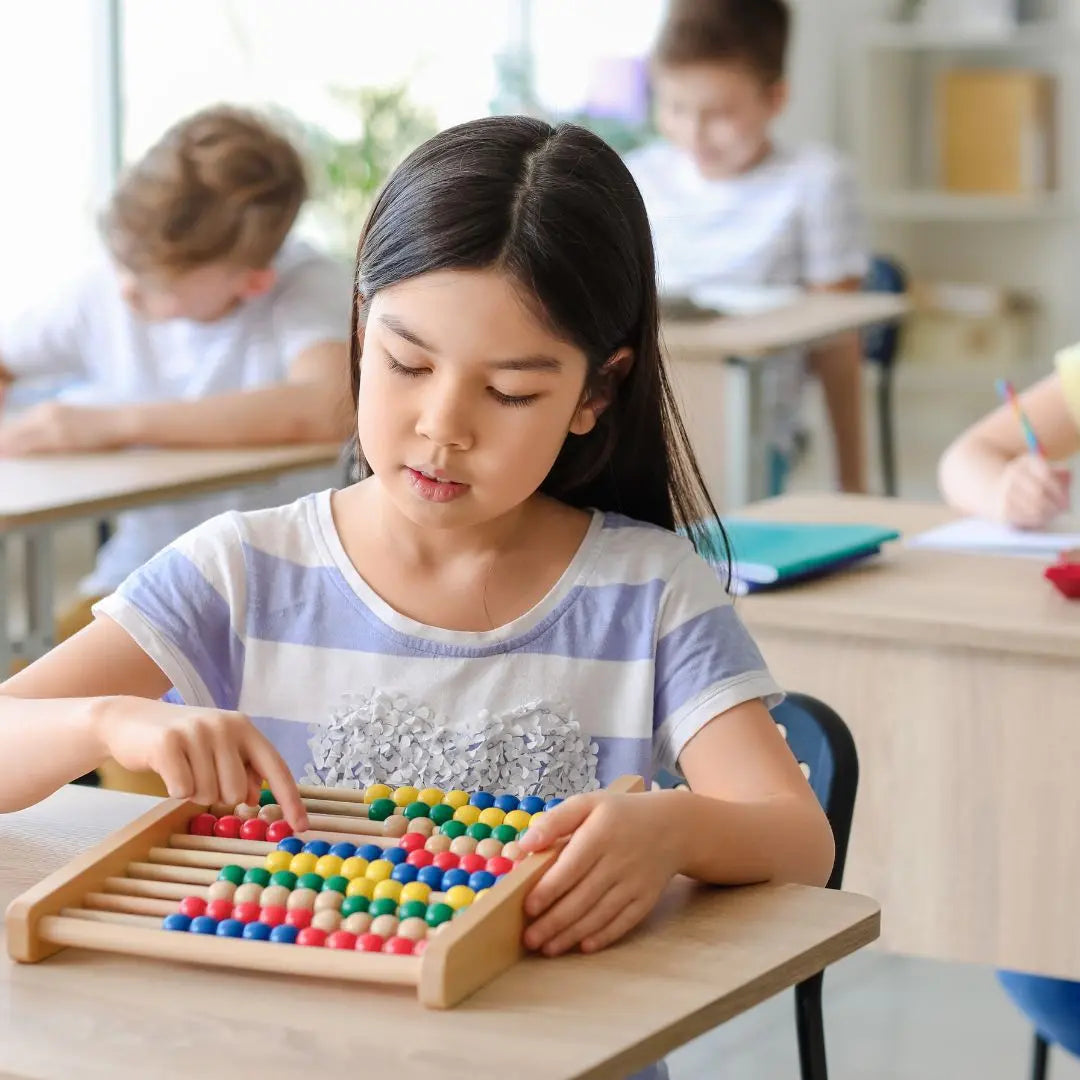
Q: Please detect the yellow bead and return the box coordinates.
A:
[474,888,490,902]
[528,812,545,831]
[418,787,444,806]
[392,786,419,807]
[443,790,470,809]
[453,805,481,826]
[477,807,505,828]
[400,881,432,905]
[365,859,393,883]
[264,851,293,874]
[289,853,318,876]
[373,879,403,902]
[445,885,476,910]
[315,855,343,879]
[345,877,375,900]
[504,809,531,831]
[364,783,392,804]
[340,856,369,880]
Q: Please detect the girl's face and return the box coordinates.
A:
[356,268,602,530]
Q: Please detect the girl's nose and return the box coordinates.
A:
[415,384,473,450]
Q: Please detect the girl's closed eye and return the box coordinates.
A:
[386,354,426,377]
[489,387,539,408]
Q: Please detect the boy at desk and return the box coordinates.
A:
[626,0,868,495]
[0,105,353,637]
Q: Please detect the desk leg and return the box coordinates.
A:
[23,529,55,663]
[724,357,770,507]
[0,535,10,676]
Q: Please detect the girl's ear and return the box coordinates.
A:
[569,347,634,436]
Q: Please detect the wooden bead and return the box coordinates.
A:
[449,836,478,856]
[501,841,525,861]
[286,888,318,911]
[406,817,435,836]
[233,883,263,905]
[475,838,503,859]
[207,880,237,901]
[311,909,342,933]
[342,912,373,935]
[314,890,344,912]
[397,917,428,941]
[383,815,408,839]
[370,914,399,939]
[424,835,452,854]
[234,802,259,821]
[260,884,291,909]
[258,803,285,823]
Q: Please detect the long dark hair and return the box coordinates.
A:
[349,115,729,574]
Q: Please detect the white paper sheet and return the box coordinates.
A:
[909,517,1080,558]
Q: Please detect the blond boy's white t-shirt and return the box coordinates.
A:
[0,238,351,594]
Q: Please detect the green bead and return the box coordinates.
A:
[429,804,455,826]
[341,895,369,917]
[369,897,398,918]
[258,788,277,806]
[491,824,518,844]
[243,867,271,887]
[399,900,428,920]
[440,820,467,839]
[218,864,245,886]
[324,875,350,895]
[403,801,430,819]
[297,872,325,892]
[269,870,297,890]
[368,797,396,822]
[425,902,454,927]
[466,822,492,841]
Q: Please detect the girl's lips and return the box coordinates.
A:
[405,467,469,503]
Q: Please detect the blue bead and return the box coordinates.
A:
[519,796,544,815]
[216,918,244,938]
[243,921,272,941]
[391,863,419,884]
[417,866,444,890]
[329,842,357,860]
[543,798,564,811]
[383,846,407,865]
[493,794,520,812]
[276,836,304,855]
[358,844,383,862]
[441,868,469,890]
[302,840,331,857]
[270,924,299,944]
[190,916,218,935]
[469,791,496,810]
[468,870,496,892]
[162,913,191,932]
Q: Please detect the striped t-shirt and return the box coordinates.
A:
[95,490,782,796]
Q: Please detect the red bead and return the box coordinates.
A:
[266,820,293,843]
[239,818,268,842]
[189,813,217,836]
[399,833,427,853]
[260,905,287,927]
[213,815,242,839]
[178,896,207,918]
[413,939,429,956]
[486,856,514,877]
[326,930,358,951]
[206,899,234,921]
[285,909,312,929]
[406,849,434,868]
[384,936,415,956]
[233,902,261,924]
[459,853,486,874]
[297,927,327,948]
[433,852,459,871]
[356,933,385,953]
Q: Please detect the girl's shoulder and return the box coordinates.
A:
[594,512,716,586]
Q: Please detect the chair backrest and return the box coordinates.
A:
[655,692,858,892]
[863,253,908,370]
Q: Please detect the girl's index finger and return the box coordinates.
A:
[247,739,308,832]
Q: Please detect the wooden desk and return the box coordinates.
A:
[0,787,879,1079]
[738,494,1080,978]
[663,293,909,508]
[0,444,343,673]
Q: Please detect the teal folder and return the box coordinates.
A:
[712,519,900,594]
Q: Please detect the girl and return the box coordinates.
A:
[0,118,833,969]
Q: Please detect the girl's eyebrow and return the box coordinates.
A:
[378,313,563,373]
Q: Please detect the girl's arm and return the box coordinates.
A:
[939,373,1079,527]
[0,617,307,828]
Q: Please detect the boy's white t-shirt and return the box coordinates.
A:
[0,239,351,594]
[626,141,868,452]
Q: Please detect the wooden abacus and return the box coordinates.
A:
[5,774,645,1008]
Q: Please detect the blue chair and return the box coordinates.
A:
[863,255,908,497]
[657,692,858,1080]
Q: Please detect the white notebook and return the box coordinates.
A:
[909,517,1080,558]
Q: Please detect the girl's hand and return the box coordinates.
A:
[996,455,1071,529]
[519,791,681,957]
[94,696,308,831]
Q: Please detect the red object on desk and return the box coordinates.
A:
[1045,551,1080,599]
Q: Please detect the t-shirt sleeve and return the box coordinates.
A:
[652,552,784,774]
[800,153,869,286]
[92,513,248,710]
[1054,343,1080,430]
[270,254,352,372]
[0,271,95,380]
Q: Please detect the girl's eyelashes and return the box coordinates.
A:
[386,351,539,408]
[386,354,426,377]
